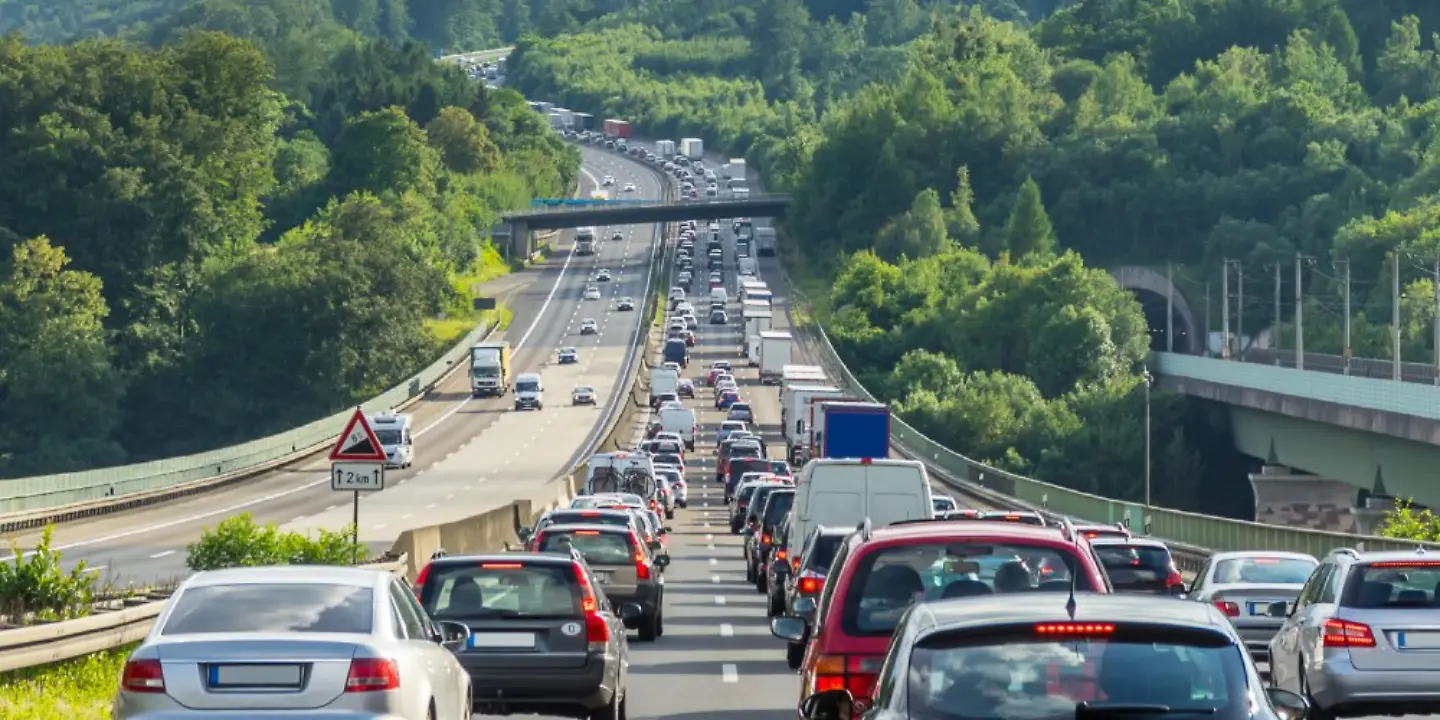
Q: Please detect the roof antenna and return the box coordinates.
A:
[1064,560,1079,621]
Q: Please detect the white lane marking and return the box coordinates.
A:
[712,575,721,584]
[720,623,734,637]
[150,550,174,559]
[707,544,715,550]
[291,516,305,523]
[706,534,714,540]
[374,524,386,530]
[86,565,107,573]
[715,596,726,605]
[709,558,718,565]
[326,505,338,511]
[722,663,739,683]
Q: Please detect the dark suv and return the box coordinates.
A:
[744,486,795,587]
[533,523,670,640]
[1089,537,1186,595]
[413,552,638,718]
[725,456,789,499]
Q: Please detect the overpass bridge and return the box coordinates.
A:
[493,195,791,257]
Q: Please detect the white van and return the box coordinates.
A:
[650,367,679,405]
[368,412,414,469]
[710,287,728,304]
[513,372,544,410]
[657,405,697,450]
[785,458,932,561]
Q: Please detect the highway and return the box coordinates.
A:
[2,146,664,584]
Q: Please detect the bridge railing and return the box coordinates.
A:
[795,299,1440,560]
[505,194,791,217]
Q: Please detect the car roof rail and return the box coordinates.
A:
[858,517,873,542]
[1058,517,1076,543]
[1330,547,1361,559]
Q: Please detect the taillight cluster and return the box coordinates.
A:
[1213,599,1240,617]
[630,532,651,580]
[812,654,883,697]
[121,657,403,695]
[572,561,611,648]
[1322,618,1376,647]
[797,571,824,595]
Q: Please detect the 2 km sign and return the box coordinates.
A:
[328,407,387,545]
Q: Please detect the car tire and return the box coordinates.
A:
[786,641,805,669]
[637,611,661,642]
[756,573,767,594]
[1298,663,1335,720]
[588,689,625,720]
[665,509,675,520]
[767,588,784,616]
[745,560,755,582]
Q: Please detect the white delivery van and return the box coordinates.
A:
[368,412,414,469]
[513,372,544,410]
[650,367,679,405]
[710,287,728,304]
[759,331,792,384]
[657,405,698,450]
[786,458,932,562]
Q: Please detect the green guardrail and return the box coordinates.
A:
[793,301,1438,560]
[0,318,502,518]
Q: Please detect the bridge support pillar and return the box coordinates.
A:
[1249,465,1360,533]
[508,219,532,261]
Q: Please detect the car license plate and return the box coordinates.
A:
[1394,631,1440,649]
[468,632,536,649]
[209,664,302,687]
[593,571,612,584]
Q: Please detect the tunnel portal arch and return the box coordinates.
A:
[1110,266,1199,355]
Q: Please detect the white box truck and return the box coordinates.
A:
[723,158,746,178]
[759,331,793,385]
[756,227,777,256]
[656,139,676,157]
[680,137,704,159]
[744,308,774,364]
[783,385,845,463]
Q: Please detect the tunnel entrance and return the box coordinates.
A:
[1130,287,1193,353]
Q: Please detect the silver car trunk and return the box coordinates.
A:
[154,637,361,710]
[1340,604,1440,671]
[1210,583,1303,628]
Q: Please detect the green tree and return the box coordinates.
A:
[329,106,443,199]
[426,106,502,174]
[947,165,981,246]
[1003,176,1056,258]
[875,189,950,261]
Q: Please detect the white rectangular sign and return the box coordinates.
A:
[331,462,385,492]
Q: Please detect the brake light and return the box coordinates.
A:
[481,563,523,569]
[632,533,651,580]
[1214,601,1240,617]
[760,533,771,544]
[1369,561,1440,567]
[575,559,608,646]
[811,654,881,696]
[581,511,601,516]
[1166,568,1185,588]
[860,457,872,465]
[799,575,823,594]
[121,659,165,693]
[1323,619,1376,647]
[791,557,801,571]
[413,563,432,594]
[575,530,600,535]
[776,549,787,561]
[345,658,400,692]
[1035,623,1115,636]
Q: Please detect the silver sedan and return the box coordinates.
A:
[113,566,473,719]
[1186,550,1317,661]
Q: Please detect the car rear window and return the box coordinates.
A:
[806,534,845,573]
[654,453,683,466]
[420,562,579,619]
[544,512,630,529]
[737,484,763,505]
[538,529,636,565]
[749,486,782,515]
[1213,557,1316,585]
[1094,544,1175,593]
[162,584,373,635]
[1344,562,1440,608]
[763,492,795,527]
[907,625,1246,719]
[765,460,791,476]
[841,542,1097,636]
[728,458,770,482]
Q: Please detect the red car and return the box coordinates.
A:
[778,519,1112,704]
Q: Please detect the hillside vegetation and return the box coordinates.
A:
[510,0,1440,515]
[0,29,576,477]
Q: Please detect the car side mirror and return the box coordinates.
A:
[618,603,643,621]
[1267,601,1290,618]
[662,526,672,533]
[771,615,808,642]
[435,620,470,647]
[793,596,818,614]
[800,688,857,720]
[655,553,671,568]
[1265,687,1309,720]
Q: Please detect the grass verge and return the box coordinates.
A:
[0,642,137,719]
[427,243,515,345]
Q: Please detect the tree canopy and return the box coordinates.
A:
[0,29,576,476]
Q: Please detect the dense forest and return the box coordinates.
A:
[0,27,577,477]
[509,0,1440,516]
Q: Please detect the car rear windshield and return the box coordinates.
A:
[906,625,1247,720]
[1093,544,1174,593]
[729,443,762,459]
[1213,557,1316,585]
[749,486,783,516]
[538,530,636,565]
[1344,562,1440,608]
[806,534,844,573]
[654,453,683,466]
[420,562,580,619]
[842,542,1097,636]
[728,458,770,482]
[162,584,373,635]
[544,512,630,529]
[762,492,795,527]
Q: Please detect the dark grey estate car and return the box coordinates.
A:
[535,523,669,642]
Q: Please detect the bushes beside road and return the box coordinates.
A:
[0,642,133,720]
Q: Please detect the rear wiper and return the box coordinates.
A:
[1076,703,1218,717]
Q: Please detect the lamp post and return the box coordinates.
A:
[1143,366,1153,510]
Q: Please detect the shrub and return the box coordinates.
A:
[186,514,365,571]
[0,641,134,720]
[1377,499,1440,542]
[0,526,97,621]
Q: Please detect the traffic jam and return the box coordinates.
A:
[106,135,1440,720]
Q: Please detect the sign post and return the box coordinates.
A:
[328,408,389,549]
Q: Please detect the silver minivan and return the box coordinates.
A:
[513,372,544,410]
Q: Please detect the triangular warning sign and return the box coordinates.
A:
[329,408,387,462]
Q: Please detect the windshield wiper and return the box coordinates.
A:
[1076,703,1218,717]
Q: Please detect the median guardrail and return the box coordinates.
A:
[0,555,408,673]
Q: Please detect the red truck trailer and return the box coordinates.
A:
[603,118,632,139]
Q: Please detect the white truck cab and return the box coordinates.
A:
[368,412,414,469]
[513,372,544,410]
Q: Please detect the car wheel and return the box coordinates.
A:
[1298,662,1335,720]
[637,611,660,642]
[786,641,805,669]
[587,688,624,720]
[756,573,767,594]
[745,560,755,582]
[665,509,674,519]
[767,588,784,616]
